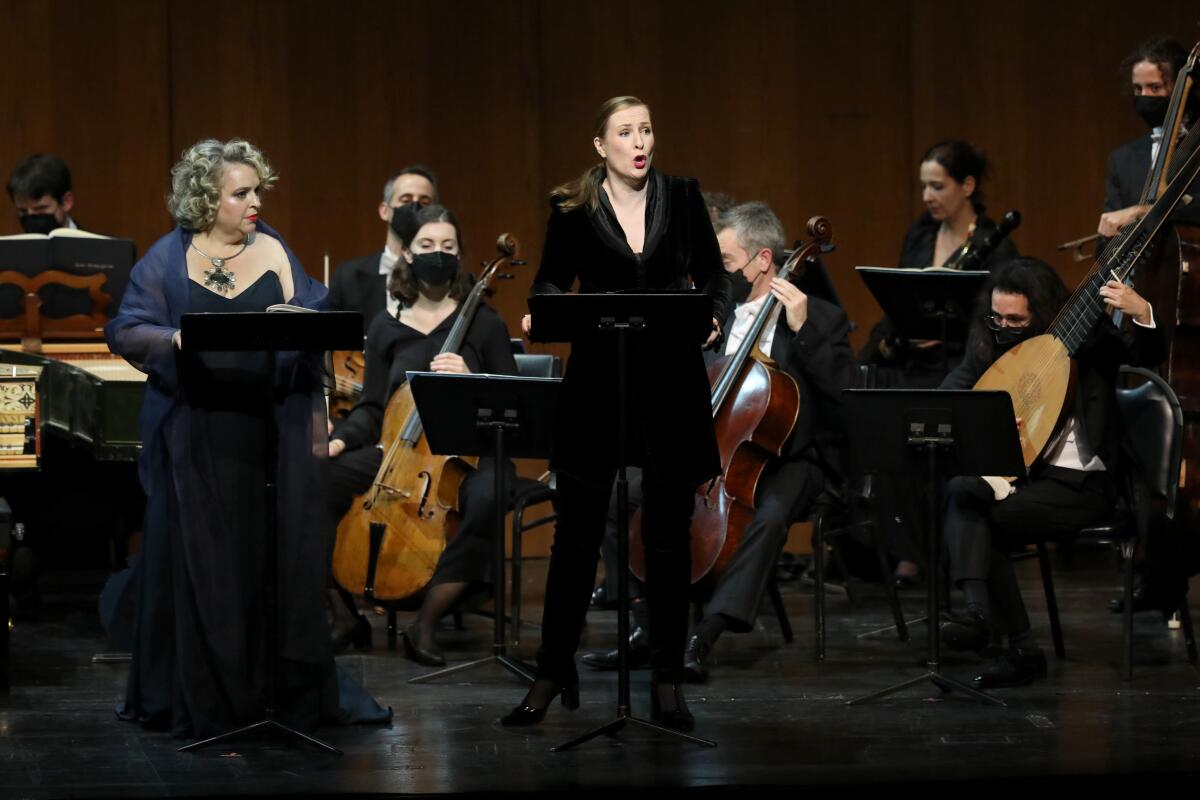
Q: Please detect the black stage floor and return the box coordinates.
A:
[2,552,1199,797]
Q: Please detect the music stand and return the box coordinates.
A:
[856,267,987,377]
[177,310,363,755]
[529,291,717,751]
[403,371,560,685]
[842,388,1025,707]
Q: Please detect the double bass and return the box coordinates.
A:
[630,217,833,582]
[331,235,521,602]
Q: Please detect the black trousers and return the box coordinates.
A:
[537,469,694,685]
[942,467,1114,636]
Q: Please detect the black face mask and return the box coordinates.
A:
[728,255,759,305]
[1133,94,1169,129]
[19,213,59,235]
[410,251,460,286]
[388,202,421,240]
[992,325,1032,350]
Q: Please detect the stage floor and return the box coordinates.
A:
[1,553,1198,797]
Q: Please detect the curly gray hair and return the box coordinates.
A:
[167,139,277,231]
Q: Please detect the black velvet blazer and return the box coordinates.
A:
[531,171,732,488]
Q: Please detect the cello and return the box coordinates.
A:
[630,217,833,583]
[331,234,522,602]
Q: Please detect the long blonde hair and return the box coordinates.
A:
[551,95,649,213]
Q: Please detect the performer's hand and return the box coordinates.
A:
[1097,204,1149,238]
[1099,279,1152,325]
[329,438,346,458]
[430,353,470,374]
[770,277,809,332]
[521,314,532,336]
[704,317,721,349]
[327,418,334,437]
[172,330,182,349]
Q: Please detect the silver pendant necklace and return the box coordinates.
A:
[191,238,249,294]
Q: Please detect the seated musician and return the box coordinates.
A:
[581,201,856,682]
[326,202,517,664]
[1098,37,1200,238]
[6,154,79,234]
[937,257,1165,688]
[860,139,1020,390]
[328,165,439,324]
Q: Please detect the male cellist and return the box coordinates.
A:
[582,202,855,681]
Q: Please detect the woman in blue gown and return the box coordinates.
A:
[106,139,390,739]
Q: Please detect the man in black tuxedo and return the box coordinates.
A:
[328,165,438,323]
[1099,37,1199,238]
[6,154,79,233]
[938,259,1165,688]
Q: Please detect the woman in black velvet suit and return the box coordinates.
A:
[503,96,730,731]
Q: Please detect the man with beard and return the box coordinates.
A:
[937,258,1164,688]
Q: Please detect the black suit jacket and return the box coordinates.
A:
[710,295,855,481]
[941,319,1166,476]
[1104,134,1200,222]
[530,171,732,488]
[328,251,387,328]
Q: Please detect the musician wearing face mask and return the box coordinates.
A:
[579,202,855,682]
[325,203,517,663]
[6,153,79,234]
[328,166,439,326]
[689,202,855,680]
[1098,37,1200,238]
[937,258,1165,688]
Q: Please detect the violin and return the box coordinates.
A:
[630,217,833,583]
[331,234,522,602]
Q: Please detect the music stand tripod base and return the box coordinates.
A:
[405,373,560,687]
[552,712,717,752]
[178,718,343,755]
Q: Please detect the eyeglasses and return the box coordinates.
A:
[984,312,1032,331]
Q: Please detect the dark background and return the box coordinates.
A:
[3,0,1198,350]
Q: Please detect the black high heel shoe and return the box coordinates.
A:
[500,679,580,726]
[400,624,446,667]
[650,681,695,732]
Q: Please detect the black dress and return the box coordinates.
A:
[119,271,390,738]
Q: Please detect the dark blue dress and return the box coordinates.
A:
[108,228,390,739]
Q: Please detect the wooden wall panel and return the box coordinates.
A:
[0,1,171,245]
[0,0,1197,353]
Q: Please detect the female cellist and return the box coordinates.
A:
[506,95,730,732]
[326,203,517,665]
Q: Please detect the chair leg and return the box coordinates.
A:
[814,509,826,662]
[387,608,398,651]
[1035,541,1065,660]
[511,503,525,644]
[830,539,855,607]
[1121,541,1135,681]
[768,576,793,643]
[868,520,908,643]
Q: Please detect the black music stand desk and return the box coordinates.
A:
[177,310,363,754]
[843,388,1025,707]
[857,267,987,377]
[529,290,716,751]
[404,370,561,685]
